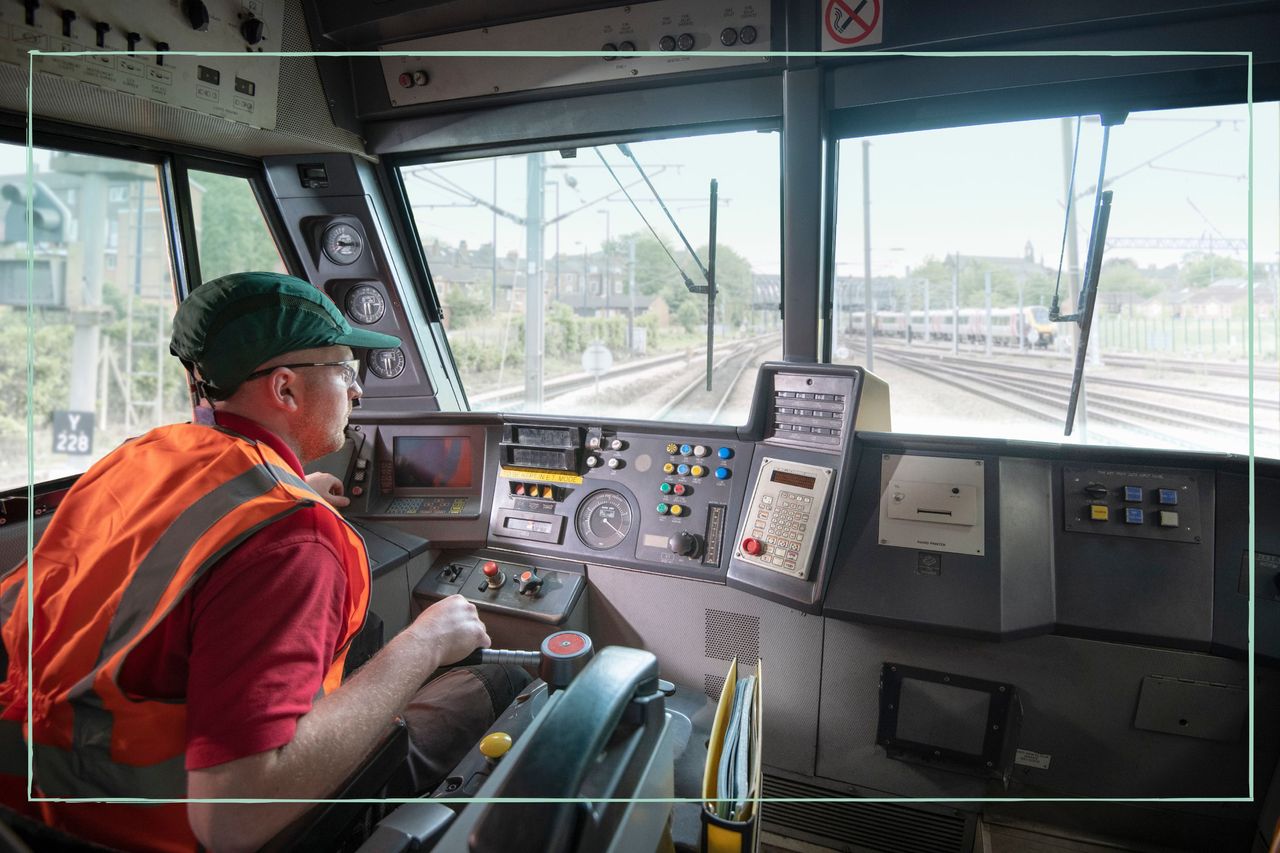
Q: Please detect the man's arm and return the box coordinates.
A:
[186,594,488,853]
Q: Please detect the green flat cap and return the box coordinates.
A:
[171,272,401,397]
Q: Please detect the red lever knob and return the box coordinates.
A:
[482,561,499,576]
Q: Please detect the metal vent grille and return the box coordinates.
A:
[704,609,760,663]
[761,774,971,853]
[704,673,726,701]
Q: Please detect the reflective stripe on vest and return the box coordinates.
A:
[0,423,371,814]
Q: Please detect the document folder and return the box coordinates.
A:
[700,658,763,853]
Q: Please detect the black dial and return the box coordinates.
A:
[368,348,405,379]
[575,490,632,550]
[322,222,363,265]
[346,283,386,325]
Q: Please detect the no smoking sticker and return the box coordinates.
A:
[822,0,883,49]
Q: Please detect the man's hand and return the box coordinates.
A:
[305,472,350,508]
[407,595,491,665]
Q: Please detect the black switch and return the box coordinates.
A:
[126,32,141,55]
[183,0,209,32]
[60,8,75,37]
[24,0,39,28]
[94,21,110,49]
[155,41,169,66]
[240,16,264,45]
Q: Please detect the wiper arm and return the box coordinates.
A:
[1055,114,1124,436]
[598,145,719,391]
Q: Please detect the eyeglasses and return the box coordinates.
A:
[243,359,361,389]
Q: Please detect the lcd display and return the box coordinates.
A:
[895,678,990,756]
[770,470,816,490]
[393,437,473,488]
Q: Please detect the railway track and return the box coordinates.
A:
[858,336,1279,383]
[874,346,1277,451]
[468,333,782,415]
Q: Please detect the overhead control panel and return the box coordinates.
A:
[378,0,771,107]
[0,0,283,129]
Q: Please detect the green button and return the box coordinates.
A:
[659,482,673,494]
[656,503,669,514]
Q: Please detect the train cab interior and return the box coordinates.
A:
[1,1,1279,851]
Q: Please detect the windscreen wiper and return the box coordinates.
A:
[1051,113,1126,436]
[598,145,719,390]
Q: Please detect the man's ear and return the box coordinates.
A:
[264,369,302,413]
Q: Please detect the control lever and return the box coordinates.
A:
[456,630,594,691]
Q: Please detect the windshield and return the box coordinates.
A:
[398,129,782,425]
[833,102,1278,458]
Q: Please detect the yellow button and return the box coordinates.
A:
[669,504,684,516]
[479,732,513,759]
[665,443,679,454]
[690,465,706,477]
[663,462,675,474]
[1159,511,1179,528]
[1089,505,1109,521]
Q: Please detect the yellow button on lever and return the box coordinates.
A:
[479,732,513,759]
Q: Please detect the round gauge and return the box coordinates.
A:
[346,283,386,325]
[575,489,633,551]
[322,222,363,265]
[368,348,406,380]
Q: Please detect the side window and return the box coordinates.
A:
[189,169,287,282]
[0,142,186,490]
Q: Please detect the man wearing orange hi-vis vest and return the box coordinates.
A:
[0,272,527,853]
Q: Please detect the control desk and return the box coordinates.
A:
[337,363,891,614]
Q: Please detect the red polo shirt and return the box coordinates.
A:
[117,413,357,770]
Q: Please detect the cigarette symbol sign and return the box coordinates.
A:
[823,0,882,48]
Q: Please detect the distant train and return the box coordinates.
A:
[847,306,1056,348]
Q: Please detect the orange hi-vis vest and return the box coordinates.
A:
[0,423,371,853]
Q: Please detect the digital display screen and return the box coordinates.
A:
[895,678,990,756]
[393,437,473,488]
[771,470,816,490]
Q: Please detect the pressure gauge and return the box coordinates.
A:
[345,283,386,325]
[322,222,363,265]
[368,347,406,380]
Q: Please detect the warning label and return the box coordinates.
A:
[821,0,883,50]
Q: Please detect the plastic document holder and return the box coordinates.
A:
[700,658,763,853]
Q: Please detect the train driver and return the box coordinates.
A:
[0,272,529,853]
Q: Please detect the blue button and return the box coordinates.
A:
[1124,508,1144,524]
[718,447,734,460]
[715,466,731,480]
[1158,488,1178,506]
[679,444,693,456]
[1123,486,1142,502]
[677,464,690,476]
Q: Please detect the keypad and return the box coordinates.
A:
[748,490,812,573]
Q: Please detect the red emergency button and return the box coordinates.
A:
[742,537,763,556]
[482,561,500,577]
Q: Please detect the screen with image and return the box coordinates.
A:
[393,437,474,489]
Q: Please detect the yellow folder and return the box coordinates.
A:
[700,658,763,853]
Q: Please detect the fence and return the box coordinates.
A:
[1096,315,1280,361]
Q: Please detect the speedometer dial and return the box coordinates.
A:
[575,489,632,550]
